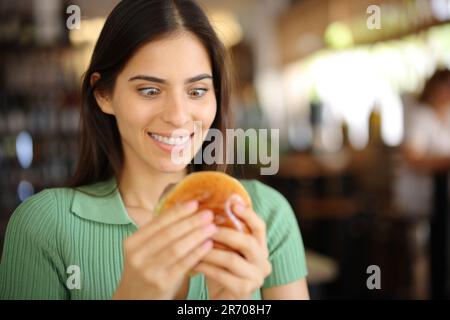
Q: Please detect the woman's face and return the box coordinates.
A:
[95,32,217,173]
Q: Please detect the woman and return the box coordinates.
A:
[0,0,308,300]
[395,69,450,216]
[403,69,450,173]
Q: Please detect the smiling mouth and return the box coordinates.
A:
[147,132,194,146]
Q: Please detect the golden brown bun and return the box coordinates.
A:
[155,171,252,251]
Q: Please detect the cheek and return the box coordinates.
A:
[113,97,153,132]
[196,96,217,129]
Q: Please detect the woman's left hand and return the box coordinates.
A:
[192,197,272,299]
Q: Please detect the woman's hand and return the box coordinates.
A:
[192,198,272,299]
[113,200,217,300]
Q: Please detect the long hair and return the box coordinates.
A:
[67,0,232,188]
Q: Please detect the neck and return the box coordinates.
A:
[118,153,187,212]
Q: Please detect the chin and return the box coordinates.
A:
[152,158,189,174]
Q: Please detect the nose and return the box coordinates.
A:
[161,92,191,127]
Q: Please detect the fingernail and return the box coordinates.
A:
[235,203,245,213]
[204,224,217,234]
[201,210,213,221]
[232,194,245,205]
[185,200,198,209]
[202,240,213,249]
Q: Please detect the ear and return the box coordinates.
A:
[90,72,115,115]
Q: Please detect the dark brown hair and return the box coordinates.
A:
[419,68,450,105]
[67,0,232,188]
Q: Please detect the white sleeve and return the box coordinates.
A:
[405,110,431,154]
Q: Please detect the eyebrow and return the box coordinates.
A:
[128,73,213,84]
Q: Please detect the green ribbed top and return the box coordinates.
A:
[0,178,307,300]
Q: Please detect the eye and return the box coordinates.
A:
[188,88,208,98]
[138,87,160,97]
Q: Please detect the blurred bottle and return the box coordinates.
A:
[368,107,383,148]
[341,121,350,150]
[33,0,64,46]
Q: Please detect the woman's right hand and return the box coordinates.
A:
[112,200,217,299]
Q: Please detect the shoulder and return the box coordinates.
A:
[17,186,75,208]
[8,186,76,231]
[19,186,75,213]
[5,189,61,245]
[11,189,57,220]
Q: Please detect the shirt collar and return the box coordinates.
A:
[70,177,136,226]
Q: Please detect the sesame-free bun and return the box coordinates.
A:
[155,171,252,250]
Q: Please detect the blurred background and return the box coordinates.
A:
[1,0,450,299]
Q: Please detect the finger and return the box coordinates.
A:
[126,200,199,250]
[129,210,214,265]
[168,240,214,276]
[212,227,261,263]
[152,222,218,267]
[193,262,257,299]
[232,201,267,248]
[201,249,259,279]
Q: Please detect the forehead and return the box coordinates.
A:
[122,31,212,77]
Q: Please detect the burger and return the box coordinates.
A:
[155,171,252,251]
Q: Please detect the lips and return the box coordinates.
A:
[147,131,195,155]
[148,132,191,146]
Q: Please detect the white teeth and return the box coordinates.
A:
[149,133,190,145]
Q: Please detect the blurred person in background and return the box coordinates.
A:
[230,41,269,132]
[395,69,450,216]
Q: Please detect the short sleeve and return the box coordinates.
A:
[241,180,308,288]
[0,190,68,299]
